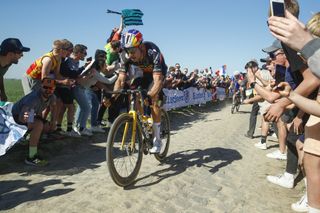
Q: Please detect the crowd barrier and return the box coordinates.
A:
[162,87,229,111]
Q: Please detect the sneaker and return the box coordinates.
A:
[89,126,105,133]
[244,133,254,139]
[254,142,267,150]
[80,128,93,136]
[25,155,48,166]
[267,173,294,189]
[65,130,81,138]
[271,133,278,138]
[150,139,162,154]
[105,121,113,128]
[291,193,308,212]
[266,150,287,160]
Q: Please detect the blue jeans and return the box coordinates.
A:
[73,85,91,129]
[87,89,100,127]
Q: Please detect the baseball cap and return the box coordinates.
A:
[0,38,30,54]
[262,40,282,53]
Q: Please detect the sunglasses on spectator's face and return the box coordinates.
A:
[269,52,284,59]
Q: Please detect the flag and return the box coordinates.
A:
[121,9,144,26]
[221,64,227,76]
[0,102,28,156]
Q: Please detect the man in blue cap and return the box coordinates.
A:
[0,38,30,101]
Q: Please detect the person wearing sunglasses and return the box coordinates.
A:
[113,29,167,153]
[0,38,30,102]
[12,78,57,166]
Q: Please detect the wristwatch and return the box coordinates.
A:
[250,82,256,89]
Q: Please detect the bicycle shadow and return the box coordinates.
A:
[125,147,242,190]
[0,179,74,210]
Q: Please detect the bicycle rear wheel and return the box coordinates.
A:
[154,109,170,162]
[106,113,143,187]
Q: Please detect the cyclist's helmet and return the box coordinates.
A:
[123,29,143,49]
[233,70,240,76]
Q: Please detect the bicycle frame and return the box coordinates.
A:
[120,90,149,152]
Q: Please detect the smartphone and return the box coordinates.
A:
[86,57,92,62]
[28,109,35,123]
[274,64,286,84]
[270,0,285,17]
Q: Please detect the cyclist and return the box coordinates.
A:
[231,71,241,105]
[113,29,167,153]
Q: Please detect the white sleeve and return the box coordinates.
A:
[94,71,118,84]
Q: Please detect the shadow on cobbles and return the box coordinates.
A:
[125,147,242,190]
[0,179,74,210]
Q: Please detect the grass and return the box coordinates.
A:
[4,79,24,103]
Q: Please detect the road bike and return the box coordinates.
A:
[231,91,241,114]
[106,89,170,187]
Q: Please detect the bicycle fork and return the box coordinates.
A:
[121,110,137,152]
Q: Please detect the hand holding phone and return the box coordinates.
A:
[273,82,291,97]
[27,109,35,123]
[270,0,285,17]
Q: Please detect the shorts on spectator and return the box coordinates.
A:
[303,115,320,156]
[55,86,74,104]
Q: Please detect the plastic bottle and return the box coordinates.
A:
[147,117,153,135]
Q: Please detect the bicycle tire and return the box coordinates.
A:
[106,113,143,187]
[236,104,240,112]
[231,105,235,114]
[154,109,171,162]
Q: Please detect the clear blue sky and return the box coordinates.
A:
[1,0,319,79]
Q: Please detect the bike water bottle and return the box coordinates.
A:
[147,117,153,135]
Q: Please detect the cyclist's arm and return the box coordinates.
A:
[148,73,163,98]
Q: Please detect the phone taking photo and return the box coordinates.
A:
[28,109,35,123]
[270,0,285,17]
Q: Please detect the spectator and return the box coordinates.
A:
[12,78,57,166]
[0,38,30,101]
[268,10,320,212]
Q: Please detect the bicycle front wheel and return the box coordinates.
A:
[231,105,235,114]
[154,109,171,162]
[106,113,143,187]
[236,103,240,112]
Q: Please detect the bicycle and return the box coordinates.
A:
[106,89,170,187]
[231,91,241,114]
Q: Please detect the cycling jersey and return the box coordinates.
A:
[232,77,240,91]
[26,52,60,79]
[119,41,167,80]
